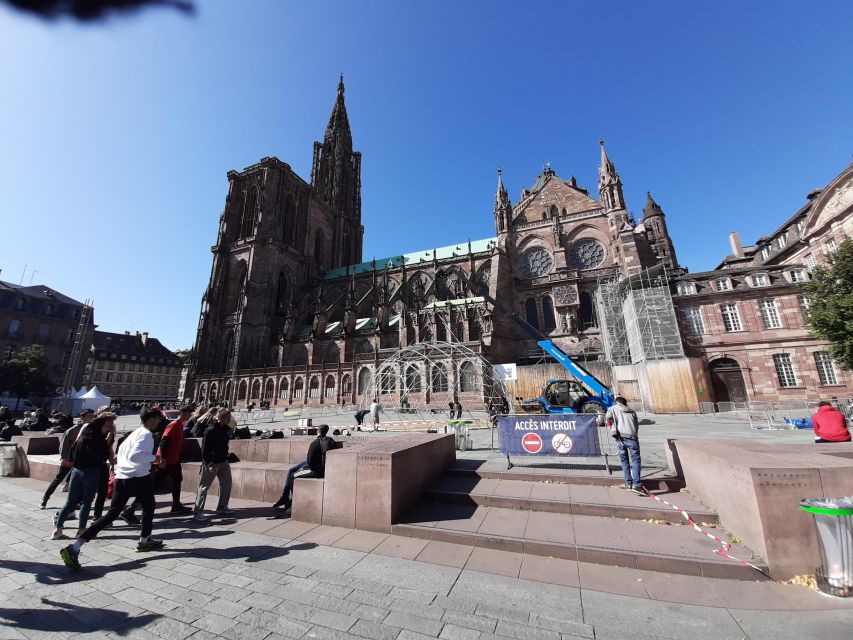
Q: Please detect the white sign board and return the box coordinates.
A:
[493,363,517,381]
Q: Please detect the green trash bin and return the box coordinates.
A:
[799,497,853,597]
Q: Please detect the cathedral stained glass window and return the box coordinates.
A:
[568,239,606,270]
[521,248,554,278]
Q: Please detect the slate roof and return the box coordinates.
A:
[92,330,180,365]
[0,280,85,307]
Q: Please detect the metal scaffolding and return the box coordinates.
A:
[595,265,683,365]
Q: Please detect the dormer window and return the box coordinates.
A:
[797,220,805,235]
[777,235,787,250]
[751,273,769,287]
[714,278,731,291]
[677,282,696,295]
[761,247,770,261]
[790,269,808,283]
[826,239,838,254]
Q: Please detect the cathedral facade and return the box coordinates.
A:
[189,79,677,408]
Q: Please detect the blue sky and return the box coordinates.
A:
[1,1,851,350]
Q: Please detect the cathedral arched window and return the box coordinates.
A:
[460,361,477,392]
[431,363,448,393]
[549,205,559,218]
[525,297,540,331]
[250,379,261,400]
[240,187,258,239]
[579,291,596,329]
[264,379,274,400]
[405,365,421,393]
[279,378,289,400]
[314,229,325,267]
[341,374,352,396]
[436,318,447,342]
[542,296,557,331]
[222,331,235,371]
[275,272,288,315]
[237,380,248,401]
[357,368,371,396]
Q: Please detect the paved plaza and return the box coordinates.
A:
[2,411,853,640]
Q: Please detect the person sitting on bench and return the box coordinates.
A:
[272,425,341,511]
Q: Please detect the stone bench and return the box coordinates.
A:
[12,435,59,455]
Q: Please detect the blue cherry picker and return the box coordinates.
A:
[444,268,615,420]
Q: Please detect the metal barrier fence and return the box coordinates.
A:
[697,398,853,430]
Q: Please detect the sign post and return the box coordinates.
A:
[497,414,607,471]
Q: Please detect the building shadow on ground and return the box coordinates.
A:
[0,597,159,635]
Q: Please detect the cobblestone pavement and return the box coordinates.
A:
[2,476,852,640]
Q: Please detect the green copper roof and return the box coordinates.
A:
[324,237,497,280]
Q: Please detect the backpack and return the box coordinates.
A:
[259,430,284,440]
[233,426,251,440]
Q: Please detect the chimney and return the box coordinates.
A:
[141,332,148,345]
[729,232,744,258]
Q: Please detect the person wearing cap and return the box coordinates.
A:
[41,408,95,509]
[193,407,236,523]
[123,404,194,520]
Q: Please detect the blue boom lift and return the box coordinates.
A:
[442,268,615,419]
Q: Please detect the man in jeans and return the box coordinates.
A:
[272,424,339,512]
[193,408,235,523]
[605,397,644,495]
[41,408,94,509]
[59,408,165,569]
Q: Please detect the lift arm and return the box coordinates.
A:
[438,267,613,400]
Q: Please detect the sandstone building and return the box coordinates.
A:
[83,330,182,403]
[189,78,685,409]
[0,280,93,392]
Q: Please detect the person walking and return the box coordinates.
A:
[191,407,218,437]
[811,401,851,443]
[122,404,193,519]
[369,398,380,432]
[605,397,644,495]
[59,408,165,569]
[41,409,94,509]
[51,416,114,540]
[193,408,235,523]
[91,410,117,520]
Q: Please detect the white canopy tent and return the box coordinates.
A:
[66,386,111,416]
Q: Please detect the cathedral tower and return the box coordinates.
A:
[598,139,626,212]
[311,75,363,267]
[642,191,678,268]
[493,167,513,237]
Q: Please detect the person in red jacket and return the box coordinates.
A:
[811,401,851,443]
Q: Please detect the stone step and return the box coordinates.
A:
[393,502,765,581]
[447,460,685,491]
[422,476,719,525]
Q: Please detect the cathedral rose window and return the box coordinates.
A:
[521,248,554,278]
[568,239,606,270]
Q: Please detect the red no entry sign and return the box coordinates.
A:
[521,432,543,454]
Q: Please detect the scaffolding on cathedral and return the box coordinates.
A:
[358,341,511,426]
[595,265,684,366]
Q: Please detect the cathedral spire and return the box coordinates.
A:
[643,191,665,219]
[494,166,512,235]
[598,138,626,212]
[325,74,351,141]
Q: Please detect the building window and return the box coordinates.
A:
[761,247,770,261]
[826,239,838,254]
[790,269,808,283]
[8,319,21,337]
[804,254,816,270]
[45,303,54,316]
[677,282,696,295]
[542,296,557,331]
[720,303,742,332]
[797,220,805,235]
[714,278,731,291]
[751,273,768,287]
[116,374,123,382]
[759,299,782,329]
[797,295,811,322]
[777,235,787,250]
[773,353,798,388]
[682,307,704,336]
[814,352,838,386]
[524,297,539,331]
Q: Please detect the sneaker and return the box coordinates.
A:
[630,485,647,495]
[120,512,140,526]
[51,530,68,540]
[40,500,47,510]
[59,545,80,570]
[52,512,60,528]
[215,507,235,515]
[136,538,165,552]
[271,497,287,509]
[169,504,192,514]
[193,513,209,524]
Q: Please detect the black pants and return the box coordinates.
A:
[93,465,109,519]
[126,463,183,512]
[81,475,155,541]
[42,464,72,503]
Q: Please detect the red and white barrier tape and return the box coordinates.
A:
[643,488,769,578]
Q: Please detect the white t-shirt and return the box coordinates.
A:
[114,426,156,479]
